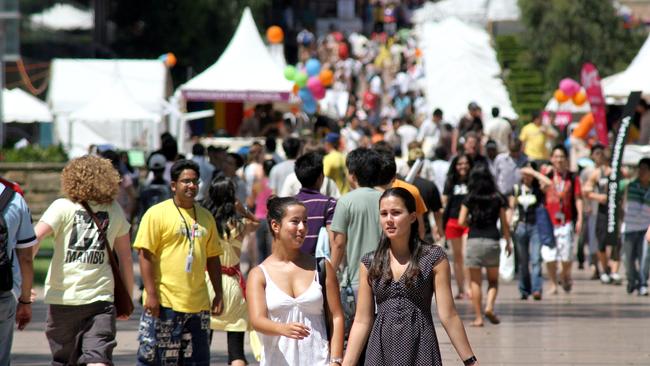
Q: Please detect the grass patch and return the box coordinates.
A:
[34,257,51,286]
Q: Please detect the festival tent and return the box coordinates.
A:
[180,7,293,102]
[417,17,517,124]
[48,59,169,157]
[3,88,52,123]
[412,0,520,25]
[601,33,650,103]
[30,3,93,31]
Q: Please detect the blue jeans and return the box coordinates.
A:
[515,223,543,296]
[0,291,16,366]
[623,231,647,290]
[137,306,210,366]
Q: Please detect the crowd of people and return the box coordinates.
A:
[2,25,650,366]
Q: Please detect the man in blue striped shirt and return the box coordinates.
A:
[622,158,650,296]
[294,152,337,255]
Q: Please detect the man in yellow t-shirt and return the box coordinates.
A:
[134,160,223,365]
[519,111,558,162]
[324,133,350,194]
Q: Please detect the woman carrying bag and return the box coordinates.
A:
[34,155,134,366]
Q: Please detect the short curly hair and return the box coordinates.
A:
[61,155,121,204]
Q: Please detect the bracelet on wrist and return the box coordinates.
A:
[18,298,32,305]
[330,357,343,365]
[463,355,477,365]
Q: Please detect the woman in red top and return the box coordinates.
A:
[542,145,583,294]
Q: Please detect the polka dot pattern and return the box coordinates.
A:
[361,244,447,366]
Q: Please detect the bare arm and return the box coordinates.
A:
[434,211,444,241]
[342,265,375,366]
[207,256,223,315]
[247,267,310,338]
[417,214,425,239]
[138,248,160,318]
[434,259,476,362]
[15,247,34,330]
[499,208,513,256]
[113,233,134,299]
[325,260,344,361]
[32,222,54,258]
[583,169,607,204]
[330,231,347,269]
[457,204,469,227]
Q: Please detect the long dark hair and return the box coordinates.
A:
[266,196,305,239]
[466,164,503,225]
[368,187,424,288]
[202,174,240,239]
[444,153,473,193]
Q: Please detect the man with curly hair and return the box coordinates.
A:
[34,155,134,366]
[134,159,224,365]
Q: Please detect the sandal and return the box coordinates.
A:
[484,311,500,325]
[469,320,484,327]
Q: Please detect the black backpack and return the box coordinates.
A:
[0,187,17,292]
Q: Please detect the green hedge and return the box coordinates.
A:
[1,145,68,163]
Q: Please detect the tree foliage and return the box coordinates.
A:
[110,0,269,85]
[518,0,645,89]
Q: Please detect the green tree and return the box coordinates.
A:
[518,0,645,90]
[110,0,269,86]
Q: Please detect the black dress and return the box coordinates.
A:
[361,245,447,366]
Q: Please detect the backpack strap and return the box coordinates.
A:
[0,187,15,212]
[316,257,332,341]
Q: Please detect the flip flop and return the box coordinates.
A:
[484,311,500,325]
[469,321,484,327]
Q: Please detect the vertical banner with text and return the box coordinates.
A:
[581,63,608,146]
[606,91,642,244]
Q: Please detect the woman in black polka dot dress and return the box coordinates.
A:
[342,188,478,366]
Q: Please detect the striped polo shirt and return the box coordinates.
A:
[624,179,650,232]
[295,187,337,255]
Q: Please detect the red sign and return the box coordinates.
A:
[554,111,572,131]
[581,63,608,145]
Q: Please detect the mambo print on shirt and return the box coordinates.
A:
[64,210,109,264]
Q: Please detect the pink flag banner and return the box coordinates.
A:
[581,63,608,145]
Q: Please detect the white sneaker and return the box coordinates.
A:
[600,273,612,284]
[610,273,623,285]
[639,286,649,296]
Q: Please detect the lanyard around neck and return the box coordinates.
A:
[173,199,198,255]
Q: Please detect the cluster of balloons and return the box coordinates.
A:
[158,52,177,68]
[554,78,587,105]
[266,26,284,44]
[284,58,333,114]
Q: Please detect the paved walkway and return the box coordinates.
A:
[11,265,650,365]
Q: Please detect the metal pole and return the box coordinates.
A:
[0,18,5,148]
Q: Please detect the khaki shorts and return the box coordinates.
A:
[465,237,500,268]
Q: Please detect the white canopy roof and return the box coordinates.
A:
[69,81,159,122]
[602,33,650,103]
[3,88,52,123]
[30,3,93,31]
[418,17,517,124]
[180,7,293,102]
[413,0,520,26]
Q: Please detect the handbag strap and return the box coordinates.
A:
[81,202,119,270]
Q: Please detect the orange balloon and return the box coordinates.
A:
[415,48,422,58]
[292,83,300,95]
[165,52,177,67]
[266,26,284,44]
[572,112,594,139]
[319,69,334,87]
[573,90,587,106]
[554,89,570,103]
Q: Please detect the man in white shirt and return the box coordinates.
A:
[418,108,443,158]
[341,117,364,153]
[268,138,301,194]
[396,118,418,160]
[484,107,512,154]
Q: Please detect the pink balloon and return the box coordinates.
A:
[312,85,326,100]
[307,76,323,95]
[559,78,581,97]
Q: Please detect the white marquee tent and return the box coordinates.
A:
[48,59,169,157]
[3,88,52,123]
[412,0,520,26]
[417,17,517,124]
[30,3,93,31]
[602,33,650,103]
[180,7,293,102]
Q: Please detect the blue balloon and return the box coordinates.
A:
[305,58,321,77]
[303,99,317,114]
[298,87,314,103]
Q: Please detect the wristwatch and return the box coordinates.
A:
[463,355,478,365]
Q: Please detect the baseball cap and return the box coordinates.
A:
[148,153,166,170]
[325,132,340,144]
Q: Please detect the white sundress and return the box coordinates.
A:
[258,264,330,366]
